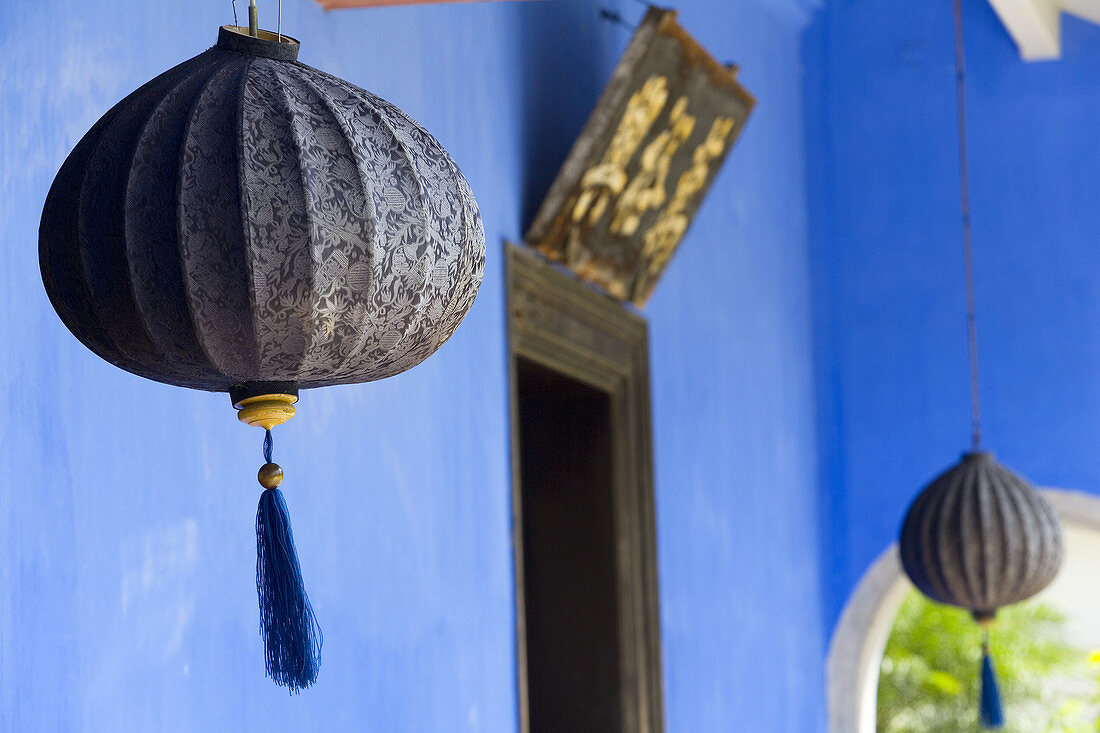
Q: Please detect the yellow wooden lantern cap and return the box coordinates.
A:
[234,393,298,430]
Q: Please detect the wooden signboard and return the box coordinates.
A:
[525,7,755,306]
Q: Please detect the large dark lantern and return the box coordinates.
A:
[39,23,485,692]
[41,27,484,400]
[900,452,1063,621]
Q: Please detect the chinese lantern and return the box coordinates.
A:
[39,24,485,691]
[899,452,1063,726]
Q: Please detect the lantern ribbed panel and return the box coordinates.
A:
[40,28,485,393]
[899,452,1063,617]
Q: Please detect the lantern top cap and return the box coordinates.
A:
[218,25,300,61]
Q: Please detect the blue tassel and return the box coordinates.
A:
[979,645,1004,729]
[255,430,321,692]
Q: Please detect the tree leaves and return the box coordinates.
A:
[877,590,1098,732]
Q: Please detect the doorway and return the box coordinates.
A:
[506,244,664,733]
[516,359,622,730]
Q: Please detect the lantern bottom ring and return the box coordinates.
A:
[236,394,298,430]
[973,610,997,627]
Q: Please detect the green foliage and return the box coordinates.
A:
[877,590,1099,732]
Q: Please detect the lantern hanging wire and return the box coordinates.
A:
[953,0,982,451]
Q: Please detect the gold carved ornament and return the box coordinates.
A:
[572,75,670,228]
[633,115,735,298]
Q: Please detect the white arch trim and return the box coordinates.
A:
[826,489,1100,733]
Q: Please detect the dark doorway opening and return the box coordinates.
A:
[516,358,623,732]
[507,244,663,733]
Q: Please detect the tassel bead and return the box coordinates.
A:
[258,462,284,489]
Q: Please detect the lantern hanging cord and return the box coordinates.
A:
[953,0,982,450]
[598,8,637,32]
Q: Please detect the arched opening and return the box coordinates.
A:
[827,489,1100,732]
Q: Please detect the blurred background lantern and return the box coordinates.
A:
[894,0,1064,726]
[39,17,485,692]
[899,454,1063,728]
[900,452,1063,624]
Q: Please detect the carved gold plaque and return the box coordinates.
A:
[525,8,754,306]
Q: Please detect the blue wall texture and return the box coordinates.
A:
[804,0,1100,632]
[0,0,827,731]
[648,1,825,730]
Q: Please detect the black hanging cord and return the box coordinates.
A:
[953,0,982,450]
[599,8,637,32]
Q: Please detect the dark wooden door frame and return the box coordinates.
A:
[506,243,664,733]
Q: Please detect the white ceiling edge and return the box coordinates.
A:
[987,0,1100,60]
[1062,0,1100,24]
[987,0,1062,60]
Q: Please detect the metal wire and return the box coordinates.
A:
[232,0,238,28]
[953,0,982,449]
[598,8,636,32]
[278,0,282,42]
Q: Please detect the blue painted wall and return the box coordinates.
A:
[1,0,827,731]
[647,1,826,730]
[805,0,1100,631]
